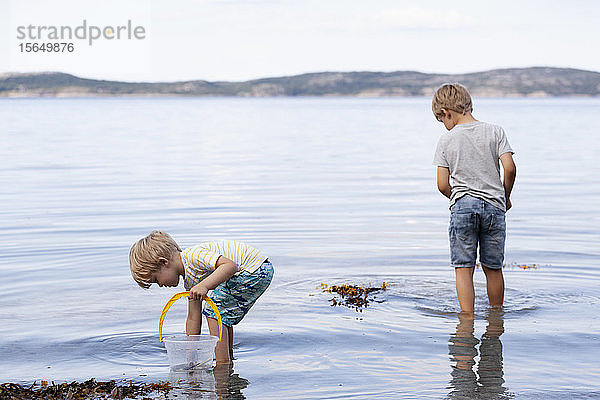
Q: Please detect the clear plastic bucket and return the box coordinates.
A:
[163,334,219,371]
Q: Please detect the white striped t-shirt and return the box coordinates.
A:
[181,240,267,290]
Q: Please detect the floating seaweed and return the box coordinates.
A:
[320,282,388,311]
[475,262,541,270]
[0,378,172,400]
[510,263,539,270]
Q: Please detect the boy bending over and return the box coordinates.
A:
[129,230,274,364]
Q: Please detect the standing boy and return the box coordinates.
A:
[432,83,516,313]
[129,230,274,365]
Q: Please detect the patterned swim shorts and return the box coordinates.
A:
[202,260,274,326]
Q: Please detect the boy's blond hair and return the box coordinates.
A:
[129,230,181,289]
[432,83,473,121]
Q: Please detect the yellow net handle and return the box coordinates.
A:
[158,291,222,342]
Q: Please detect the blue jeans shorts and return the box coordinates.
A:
[449,195,506,269]
[203,260,274,327]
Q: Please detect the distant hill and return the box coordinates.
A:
[1,67,599,97]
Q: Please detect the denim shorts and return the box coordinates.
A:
[203,260,274,326]
[449,195,506,269]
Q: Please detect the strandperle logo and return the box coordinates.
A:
[16,20,146,46]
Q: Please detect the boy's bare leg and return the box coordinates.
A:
[207,317,232,365]
[482,266,504,307]
[455,267,475,313]
[227,325,234,360]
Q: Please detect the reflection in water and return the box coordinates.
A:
[447,310,510,399]
[168,364,248,400]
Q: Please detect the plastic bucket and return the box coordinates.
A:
[163,334,219,371]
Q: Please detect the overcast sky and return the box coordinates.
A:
[2,0,599,82]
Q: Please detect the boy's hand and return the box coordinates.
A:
[188,256,238,302]
[506,198,512,211]
[189,283,209,300]
[193,256,238,296]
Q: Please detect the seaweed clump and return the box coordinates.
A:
[512,263,538,270]
[0,378,172,400]
[321,282,388,311]
[475,262,540,270]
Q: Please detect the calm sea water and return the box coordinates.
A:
[1,97,599,399]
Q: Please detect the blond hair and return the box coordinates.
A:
[129,230,181,289]
[432,83,473,120]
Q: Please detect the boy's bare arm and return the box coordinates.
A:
[188,256,237,300]
[186,256,237,333]
[437,166,451,199]
[500,152,516,210]
[186,299,203,335]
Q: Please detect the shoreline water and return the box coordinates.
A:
[1,97,599,399]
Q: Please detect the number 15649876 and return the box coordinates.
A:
[19,43,74,52]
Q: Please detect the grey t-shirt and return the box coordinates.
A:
[433,121,514,211]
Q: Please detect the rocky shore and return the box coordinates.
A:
[1,67,599,97]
